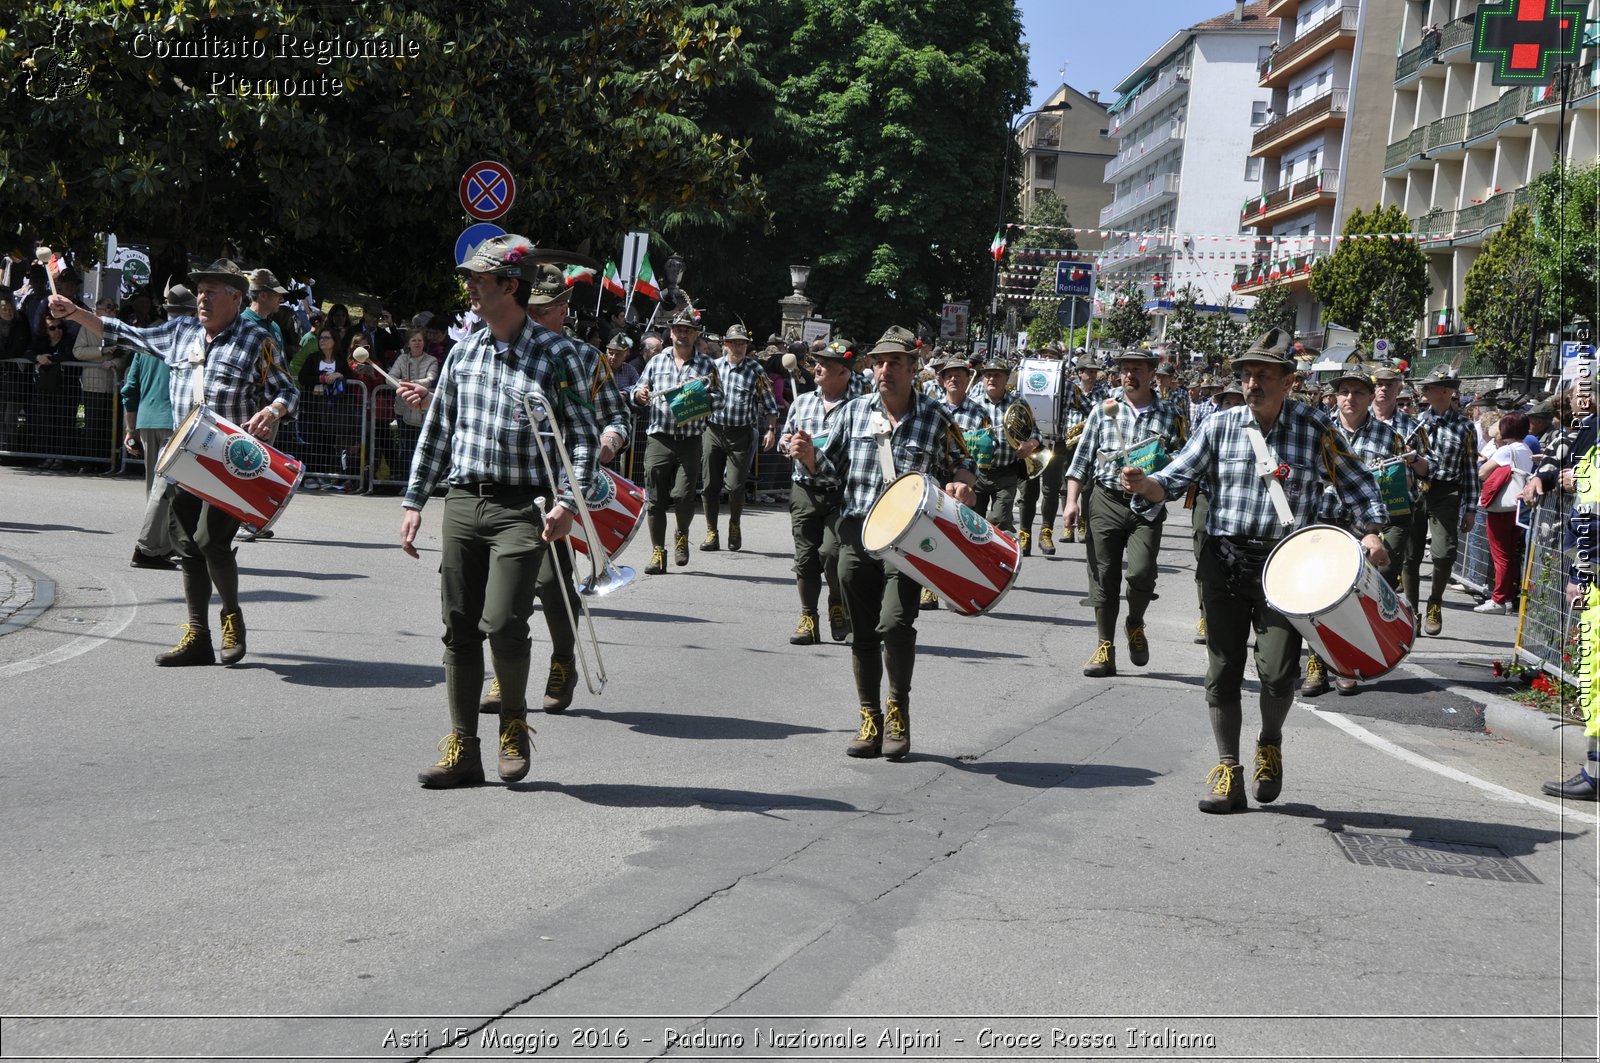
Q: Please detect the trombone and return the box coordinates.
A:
[505,385,635,697]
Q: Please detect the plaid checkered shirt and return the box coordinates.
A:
[1318,413,1408,525]
[102,314,298,431]
[814,391,976,519]
[1144,400,1387,537]
[1190,397,1216,431]
[1065,394,1188,493]
[1416,405,1480,513]
[975,389,1040,468]
[636,350,723,438]
[708,355,779,428]
[782,372,869,486]
[1061,379,1112,438]
[582,344,631,449]
[403,320,599,512]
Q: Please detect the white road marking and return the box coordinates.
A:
[0,571,138,679]
[1301,702,1600,827]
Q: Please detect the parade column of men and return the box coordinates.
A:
[702,323,778,553]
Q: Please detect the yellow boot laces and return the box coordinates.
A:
[500,718,535,758]
[1205,762,1236,795]
[796,614,817,638]
[434,733,467,768]
[1253,745,1282,785]
[219,613,242,649]
[829,604,847,626]
[173,624,203,650]
[856,708,881,741]
[885,701,907,740]
[1305,655,1324,682]
[1089,640,1113,665]
[486,676,502,700]
[545,662,571,697]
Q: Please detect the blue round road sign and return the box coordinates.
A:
[459,161,516,221]
[455,223,507,267]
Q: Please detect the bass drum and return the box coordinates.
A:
[1016,357,1065,440]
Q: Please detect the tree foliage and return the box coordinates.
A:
[1198,294,1248,365]
[1100,281,1150,351]
[1462,205,1540,374]
[0,1,765,308]
[1016,191,1076,346]
[1244,281,1296,340]
[1530,161,1599,327]
[1308,204,1431,361]
[1161,283,1205,362]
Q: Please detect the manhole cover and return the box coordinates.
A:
[1332,832,1540,884]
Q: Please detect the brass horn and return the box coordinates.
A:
[1003,400,1053,479]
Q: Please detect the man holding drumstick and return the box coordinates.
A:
[400,236,600,789]
[50,260,297,668]
[1120,329,1387,814]
[792,326,975,761]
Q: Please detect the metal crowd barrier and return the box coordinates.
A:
[1515,492,1579,686]
[293,375,369,493]
[1455,508,1493,598]
[0,358,124,471]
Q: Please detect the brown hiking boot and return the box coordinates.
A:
[1061,525,1076,544]
[542,656,577,713]
[919,587,939,611]
[1299,654,1329,697]
[1198,762,1247,814]
[1019,529,1032,556]
[1424,602,1443,636]
[1125,621,1149,667]
[846,707,883,758]
[219,610,246,666]
[1252,743,1283,804]
[1039,526,1056,554]
[644,546,667,575]
[1193,615,1207,644]
[480,675,503,714]
[882,699,910,760]
[1083,640,1116,677]
[702,528,720,551]
[790,611,819,645]
[673,532,690,566]
[498,715,535,783]
[827,602,850,642]
[155,623,214,667]
[418,733,484,789]
[728,521,742,551]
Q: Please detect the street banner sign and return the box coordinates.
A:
[459,161,516,221]
[454,223,506,267]
[1055,261,1095,297]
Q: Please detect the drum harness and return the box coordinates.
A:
[1211,423,1297,598]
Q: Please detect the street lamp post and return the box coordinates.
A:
[987,102,1070,355]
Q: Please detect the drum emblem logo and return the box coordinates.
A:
[1375,577,1401,622]
[222,436,269,479]
[585,473,615,509]
[955,505,992,544]
[1026,372,1049,393]
[918,537,937,553]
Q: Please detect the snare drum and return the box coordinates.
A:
[861,472,1020,616]
[1017,357,1065,439]
[156,405,305,533]
[569,466,646,560]
[1261,525,1415,680]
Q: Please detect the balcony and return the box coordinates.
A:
[1103,121,1184,183]
[1233,251,1322,294]
[1111,66,1190,131]
[1100,233,1177,265]
[1412,186,1533,247]
[1100,172,1181,228]
[1265,0,1296,16]
[1395,17,1474,85]
[1258,4,1359,88]
[1250,88,1349,156]
[1382,111,1468,173]
[1239,167,1339,228]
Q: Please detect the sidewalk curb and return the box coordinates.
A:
[1403,657,1588,761]
[0,554,56,638]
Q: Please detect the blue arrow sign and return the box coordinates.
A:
[455,223,506,267]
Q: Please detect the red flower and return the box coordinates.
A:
[1491,660,1505,677]
[1530,675,1556,695]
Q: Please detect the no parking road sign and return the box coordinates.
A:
[459,160,516,221]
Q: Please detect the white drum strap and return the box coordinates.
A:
[1244,423,1295,527]
[869,412,897,483]
[187,340,206,410]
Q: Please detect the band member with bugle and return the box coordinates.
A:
[791,327,975,761]
[974,353,1040,538]
[702,323,778,553]
[1063,348,1186,678]
[1119,329,1387,815]
[632,310,723,574]
[400,237,600,789]
[779,339,868,644]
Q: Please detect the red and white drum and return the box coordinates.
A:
[1262,524,1415,680]
[861,472,1021,617]
[569,466,646,560]
[156,405,305,533]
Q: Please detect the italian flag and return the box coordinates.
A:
[563,263,597,287]
[601,261,627,298]
[1436,307,1451,336]
[990,230,1007,261]
[633,256,662,301]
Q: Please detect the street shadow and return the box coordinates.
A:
[511,781,859,816]
[1133,670,1209,688]
[920,644,1029,660]
[920,755,1163,790]
[272,537,403,551]
[589,609,714,625]
[690,571,795,586]
[559,708,831,741]
[986,611,1090,626]
[1261,803,1583,857]
[236,568,369,582]
[0,521,113,535]
[244,653,443,689]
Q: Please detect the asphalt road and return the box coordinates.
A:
[1,465,1595,1063]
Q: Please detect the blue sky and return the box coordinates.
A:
[1019,0,1247,109]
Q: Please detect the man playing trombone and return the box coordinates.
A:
[400,236,600,789]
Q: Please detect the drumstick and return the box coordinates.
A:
[35,247,56,296]
[1102,397,1126,461]
[350,347,403,389]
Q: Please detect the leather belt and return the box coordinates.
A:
[452,481,543,497]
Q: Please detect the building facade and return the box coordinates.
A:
[1381,0,1599,357]
[1016,83,1115,249]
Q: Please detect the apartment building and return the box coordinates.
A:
[1232,0,1406,335]
[1015,82,1116,248]
[1381,0,1599,358]
[1098,1,1279,317]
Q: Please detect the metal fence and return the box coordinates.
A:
[0,358,124,471]
[1515,492,1580,686]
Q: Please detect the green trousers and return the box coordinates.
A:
[1086,485,1164,638]
[1401,486,1462,609]
[702,423,755,529]
[167,486,243,626]
[644,432,703,544]
[837,517,921,709]
[790,480,844,612]
[439,487,574,736]
[975,465,1020,533]
[1018,445,1065,533]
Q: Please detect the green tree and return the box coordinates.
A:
[0,1,765,308]
[1309,204,1431,361]
[1024,271,1062,345]
[1199,294,1249,365]
[1161,283,1205,363]
[1244,281,1296,340]
[1013,191,1077,346]
[1100,281,1150,350]
[1462,205,1541,374]
[1530,161,1600,328]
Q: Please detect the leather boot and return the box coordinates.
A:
[882,699,910,760]
[498,714,535,783]
[701,527,720,551]
[1040,526,1056,554]
[827,601,850,643]
[1019,529,1032,556]
[155,623,214,667]
[1198,762,1247,814]
[674,532,690,566]
[219,610,247,666]
[728,521,742,551]
[480,675,503,714]
[1252,742,1283,804]
[790,611,819,645]
[418,732,484,789]
[846,707,882,758]
[542,655,577,713]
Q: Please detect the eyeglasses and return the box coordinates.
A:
[46,325,63,332]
